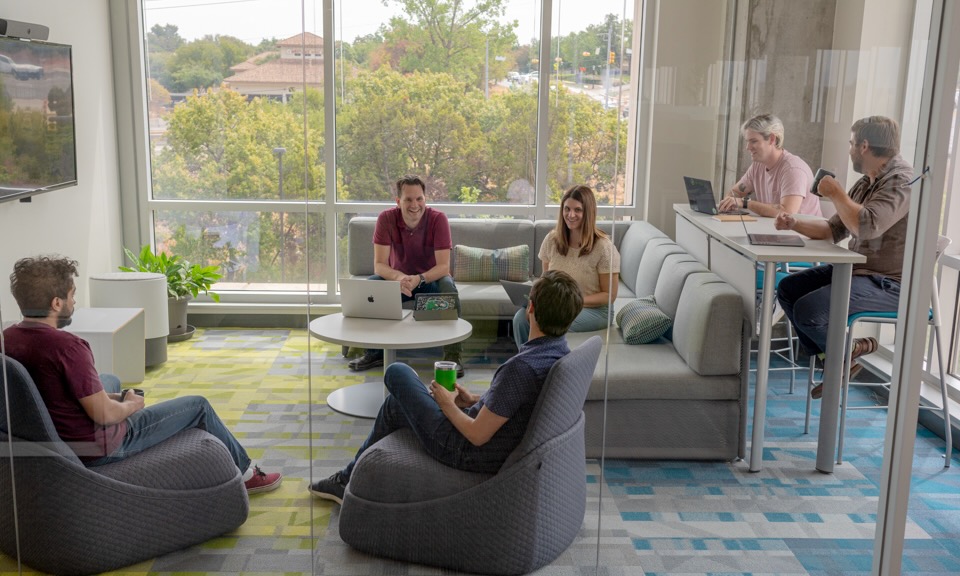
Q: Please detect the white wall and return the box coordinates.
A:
[0,0,121,317]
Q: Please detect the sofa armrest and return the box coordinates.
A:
[672,272,743,376]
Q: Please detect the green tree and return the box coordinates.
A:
[147,23,184,53]
[166,35,254,93]
[378,0,518,89]
[336,68,486,201]
[152,86,327,282]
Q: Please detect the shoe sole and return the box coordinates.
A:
[308,486,343,505]
[811,363,864,400]
[348,359,383,372]
[246,477,282,495]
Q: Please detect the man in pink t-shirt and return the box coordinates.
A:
[718,114,822,218]
[347,175,465,376]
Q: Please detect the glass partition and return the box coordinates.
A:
[4,0,957,573]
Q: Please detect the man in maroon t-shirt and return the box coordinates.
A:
[3,255,282,494]
[348,175,465,376]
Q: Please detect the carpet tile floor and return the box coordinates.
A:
[1,325,957,575]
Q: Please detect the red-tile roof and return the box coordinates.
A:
[278,32,323,48]
[223,59,323,85]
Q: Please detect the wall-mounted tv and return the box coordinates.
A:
[0,36,76,204]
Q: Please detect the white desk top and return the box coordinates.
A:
[674,204,865,264]
[309,313,472,350]
[64,307,144,333]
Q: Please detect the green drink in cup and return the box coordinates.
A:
[434,361,458,391]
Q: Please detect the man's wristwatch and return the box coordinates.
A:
[742,195,750,211]
[418,274,426,287]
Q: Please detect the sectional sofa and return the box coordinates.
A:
[347,217,747,461]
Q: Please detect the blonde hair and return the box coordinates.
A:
[741,113,785,149]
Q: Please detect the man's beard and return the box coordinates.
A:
[56,312,72,328]
[851,149,863,174]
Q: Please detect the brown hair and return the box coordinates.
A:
[529,270,583,337]
[851,116,900,158]
[10,255,78,318]
[395,175,426,197]
[552,185,608,257]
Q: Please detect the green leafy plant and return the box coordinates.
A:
[120,245,222,302]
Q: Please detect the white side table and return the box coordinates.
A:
[309,313,473,418]
[65,308,146,384]
[89,272,169,366]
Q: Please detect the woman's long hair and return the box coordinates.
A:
[552,185,608,256]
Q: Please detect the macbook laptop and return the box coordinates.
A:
[733,216,806,247]
[745,233,805,247]
[340,278,412,320]
[683,176,748,216]
[500,279,533,308]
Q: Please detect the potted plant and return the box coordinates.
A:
[120,245,222,341]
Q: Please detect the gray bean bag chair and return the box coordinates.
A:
[338,336,602,575]
[0,355,249,575]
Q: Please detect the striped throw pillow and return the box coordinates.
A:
[453,244,530,282]
[616,295,672,345]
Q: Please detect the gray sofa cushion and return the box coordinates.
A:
[348,217,535,277]
[673,273,743,376]
[654,254,708,319]
[634,238,686,297]
[615,220,668,295]
[566,331,742,401]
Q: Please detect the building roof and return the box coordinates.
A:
[278,32,323,48]
[223,59,323,86]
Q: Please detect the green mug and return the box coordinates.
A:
[434,361,458,391]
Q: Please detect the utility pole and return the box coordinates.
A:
[604,19,612,110]
[485,36,489,99]
[273,147,286,283]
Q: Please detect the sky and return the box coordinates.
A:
[142,0,631,46]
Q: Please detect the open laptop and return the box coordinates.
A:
[340,278,412,320]
[500,279,533,308]
[683,176,748,216]
[745,232,805,247]
[734,217,806,247]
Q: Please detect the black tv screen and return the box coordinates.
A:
[0,36,76,204]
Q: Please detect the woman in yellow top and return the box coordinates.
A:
[512,185,621,348]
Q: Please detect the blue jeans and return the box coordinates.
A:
[99,374,121,394]
[777,264,901,356]
[368,274,462,355]
[342,362,465,481]
[512,305,610,350]
[86,395,251,473]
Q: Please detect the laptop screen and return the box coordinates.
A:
[683,176,719,215]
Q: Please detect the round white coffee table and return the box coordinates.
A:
[309,313,472,418]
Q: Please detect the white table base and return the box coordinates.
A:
[327,349,397,418]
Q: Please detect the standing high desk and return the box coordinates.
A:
[674,205,865,473]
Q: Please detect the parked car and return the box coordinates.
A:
[0,54,43,80]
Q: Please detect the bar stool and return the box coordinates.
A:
[805,236,952,467]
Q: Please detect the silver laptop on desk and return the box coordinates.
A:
[340,279,412,320]
[746,233,805,247]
